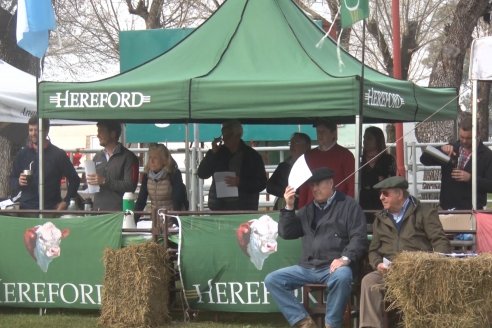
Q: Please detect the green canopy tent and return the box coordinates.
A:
[38,0,457,124]
[36,0,458,210]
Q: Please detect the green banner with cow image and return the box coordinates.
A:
[179,213,303,312]
[0,213,122,309]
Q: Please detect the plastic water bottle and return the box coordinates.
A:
[123,210,136,229]
[67,198,79,211]
[122,192,135,211]
[62,198,78,218]
[83,198,93,216]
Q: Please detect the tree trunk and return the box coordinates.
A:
[478,81,490,141]
[0,135,14,198]
[125,0,165,29]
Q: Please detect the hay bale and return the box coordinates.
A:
[385,252,492,328]
[400,312,488,328]
[99,242,172,328]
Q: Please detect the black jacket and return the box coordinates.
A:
[197,140,266,210]
[10,142,80,209]
[279,192,367,269]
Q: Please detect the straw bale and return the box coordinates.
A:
[99,242,172,328]
[400,312,488,328]
[385,252,492,327]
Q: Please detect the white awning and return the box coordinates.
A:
[469,36,492,81]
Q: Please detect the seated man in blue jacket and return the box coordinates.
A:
[265,167,367,328]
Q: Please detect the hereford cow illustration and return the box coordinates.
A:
[23,222,70,273]
[236,215,278,270]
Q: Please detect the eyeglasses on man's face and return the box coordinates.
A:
[380,190,392,197]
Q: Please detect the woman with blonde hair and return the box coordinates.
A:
[135,143,188,217]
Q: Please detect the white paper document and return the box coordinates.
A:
[84,160,100,193]
[288,155,312,190]
[214,171,239,198]
[0,198,15,210]
[383,257,392,268]
[423,145,450,164]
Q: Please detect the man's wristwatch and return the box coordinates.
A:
[341,256,351,264]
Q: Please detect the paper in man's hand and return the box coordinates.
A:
[288,155,312,190]
[84,160,100,193]
[423,145,451,164]
[214,171,239,198]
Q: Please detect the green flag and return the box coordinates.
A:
[341,0,369,28]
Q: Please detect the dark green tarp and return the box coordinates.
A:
[38,0,457,123]
[120,29,317,142]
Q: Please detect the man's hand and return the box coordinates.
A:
[283,186,296,210]
[441,144,455,157]
[330,258,349,273]
[18,174,28,186]
[377,262,388,273]
[211,137,222,153]
[87,173,105,185]
[55,201,68,211]
[451,169,471,182]
[224,175,239,187]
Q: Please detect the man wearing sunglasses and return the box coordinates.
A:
[265,167,367,328]
[359,176,450,328]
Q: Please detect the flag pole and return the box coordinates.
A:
[355,20,367,201]
[37,57,45,215]
[340,0,369,201]
[391,0,404,176]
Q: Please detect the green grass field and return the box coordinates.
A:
[0,308,287,328]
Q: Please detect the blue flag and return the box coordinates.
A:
[16,0,56,58]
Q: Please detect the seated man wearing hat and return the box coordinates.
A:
[265,167,367,328]
[359,176,451,328]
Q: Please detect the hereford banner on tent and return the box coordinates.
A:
[179,213,303,312]
[38,0,457,124]
[0,213,122,309]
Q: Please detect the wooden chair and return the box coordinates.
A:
[302,283,357,328]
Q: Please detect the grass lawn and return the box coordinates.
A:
[0,308,287,328]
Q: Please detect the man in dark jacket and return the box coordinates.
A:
[87,120,139,211]
[265,167,367,328]
[420,112,492,210]
[10,116,80,210]
[197,120,267,210]
[266,132,311,210]
[359,176,450,328]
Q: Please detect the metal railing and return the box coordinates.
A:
[61,140,492,210]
